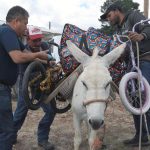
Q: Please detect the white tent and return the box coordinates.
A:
[0,20,61,41]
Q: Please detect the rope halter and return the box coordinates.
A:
[83,98,110,107]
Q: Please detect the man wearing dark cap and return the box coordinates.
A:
[100,2,123,21]
[100,1,150,147]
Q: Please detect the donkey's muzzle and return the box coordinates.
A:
[89,119,104,130]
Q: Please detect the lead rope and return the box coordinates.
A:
[136,42,150,150]
[136,41,142,150]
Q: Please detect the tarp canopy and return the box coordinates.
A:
[0,20,61,41]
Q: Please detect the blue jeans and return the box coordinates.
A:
[0,83,13,150]
[12,74,56,143]
[133,61,150,137]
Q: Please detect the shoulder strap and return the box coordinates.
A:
[79,34,92,56]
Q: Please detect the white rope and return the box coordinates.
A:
[136,41,149,150]
[136,41,142,150]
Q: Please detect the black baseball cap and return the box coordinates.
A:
[100,1,122,20]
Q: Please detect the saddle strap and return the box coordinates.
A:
[79,34,92,56]
[139,52,150,61]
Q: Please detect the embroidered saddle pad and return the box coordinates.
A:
[59,23,127,85]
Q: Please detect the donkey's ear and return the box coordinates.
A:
[92,46,99,59]
[103,43,126,67]
[66,40,90,64]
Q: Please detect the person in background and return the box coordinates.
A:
[100,1,150,147]
[0,6,50,150]
[12,26,56,150]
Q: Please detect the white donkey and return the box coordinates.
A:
[66,40,126,150]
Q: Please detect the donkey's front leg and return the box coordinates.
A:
[73,113,82,150]
[89,129,96,150]
[89,129,103,150]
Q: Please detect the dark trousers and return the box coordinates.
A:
[0,83,13,150]
[12,74,56,143]
[133,61,150,137]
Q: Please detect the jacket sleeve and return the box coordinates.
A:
[128,11,150,40]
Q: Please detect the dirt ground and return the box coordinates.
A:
[12,94,150,150]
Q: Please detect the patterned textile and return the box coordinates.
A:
[59,23,127,85]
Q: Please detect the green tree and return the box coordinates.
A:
[99,0,139,34]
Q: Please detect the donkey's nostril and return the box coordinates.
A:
[101,120,104,125]
[89,119,92,125]
[89,119,104,130]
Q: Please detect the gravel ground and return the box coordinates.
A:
[12,95,150,150]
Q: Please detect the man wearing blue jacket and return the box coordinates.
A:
[0,6,50,150]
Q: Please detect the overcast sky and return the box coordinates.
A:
[0,0,145,33]
[0,0,147,60]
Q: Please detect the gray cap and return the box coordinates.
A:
[100,2,122,20]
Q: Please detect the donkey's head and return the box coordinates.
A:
[66,40,126,130]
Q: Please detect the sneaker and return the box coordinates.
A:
[38,141,55,150]
[123,135,150,146]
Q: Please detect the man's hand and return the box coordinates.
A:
[128,31,144,42]
[36,50,49,60]
[49,60,56,66]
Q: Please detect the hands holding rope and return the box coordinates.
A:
[127,31,144,42]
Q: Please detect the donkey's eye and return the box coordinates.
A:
[105,82,110,89]
[82,81,88,89]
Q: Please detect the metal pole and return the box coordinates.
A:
[49,21,51,30]
[144,0,149,18]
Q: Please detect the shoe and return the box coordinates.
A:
[123,135,150,146]
[38,141,55,150]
